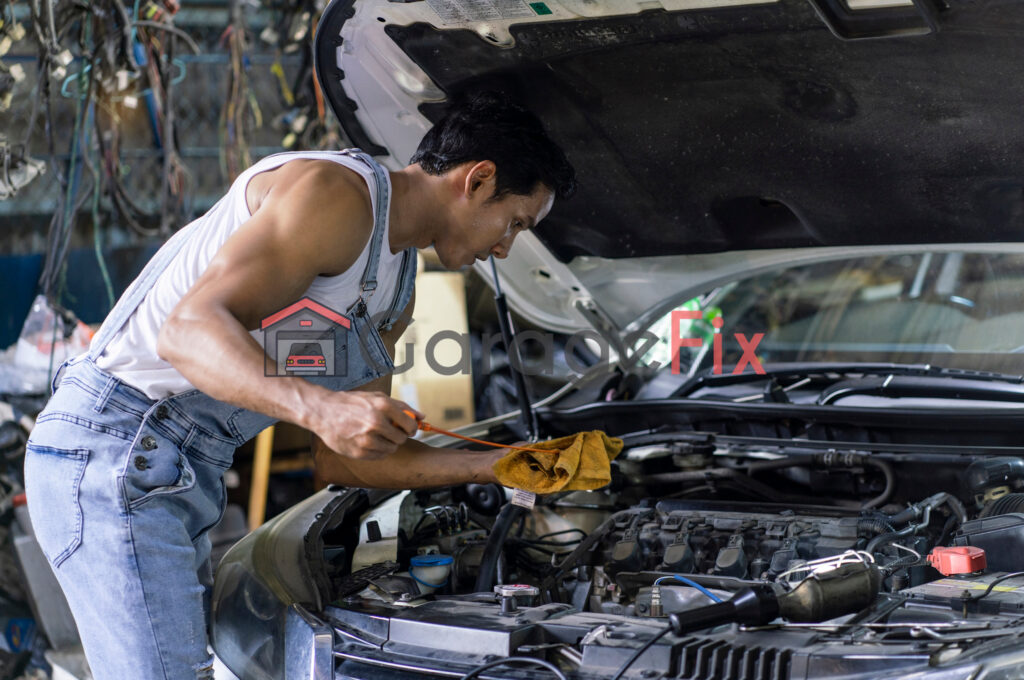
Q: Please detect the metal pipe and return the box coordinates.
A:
[489,256,539,441]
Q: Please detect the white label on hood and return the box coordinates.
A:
[426,0,533,24]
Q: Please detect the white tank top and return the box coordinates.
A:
[94,151,405,399]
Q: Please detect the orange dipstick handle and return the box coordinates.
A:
[403,409,550,454]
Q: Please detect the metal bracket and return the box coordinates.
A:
[807,0,945,40]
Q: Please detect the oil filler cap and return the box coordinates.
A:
[927,546,987,576]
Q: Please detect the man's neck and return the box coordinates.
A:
[387,166,446,253]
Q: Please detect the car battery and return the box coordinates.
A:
[904,572,1024,615]
[952,513,1024,571]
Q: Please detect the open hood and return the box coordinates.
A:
[314,0,1024,336]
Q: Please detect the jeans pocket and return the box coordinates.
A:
[23,443,89,568]
[121,443,198,510]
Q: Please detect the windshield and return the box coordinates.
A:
[649,251,1024,376]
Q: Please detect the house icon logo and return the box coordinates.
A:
[260,297,350,377]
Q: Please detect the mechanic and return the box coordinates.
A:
[23,92,576,679]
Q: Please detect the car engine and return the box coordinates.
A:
[289,433,1024,680]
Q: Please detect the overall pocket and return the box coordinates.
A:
[23,443,90,568]
[120,430,197,510]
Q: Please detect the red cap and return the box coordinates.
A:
[12,493,27,508]
[927,546,986,576]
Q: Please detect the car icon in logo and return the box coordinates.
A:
[260,297,350,377]
[284,342,327,374]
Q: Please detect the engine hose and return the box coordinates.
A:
[539,509,635,602]
[861,458,895,510]
[867,506,931,553]
[981,493,1024,517]
[858,516,895,536]
[474,503,526,594]
[880,554,920,576]
[745,453,895,510]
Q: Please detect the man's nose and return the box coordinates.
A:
[490,233,516,259]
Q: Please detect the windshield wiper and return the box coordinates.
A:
[673,362,1024,398]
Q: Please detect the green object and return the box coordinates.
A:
[529,2,553,14]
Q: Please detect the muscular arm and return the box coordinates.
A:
[156,160,419,458]
[315,436,505,489]
[313,291,507,489]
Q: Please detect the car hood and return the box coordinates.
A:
[314,0,1024,337]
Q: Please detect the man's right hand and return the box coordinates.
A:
[309,390,423,459]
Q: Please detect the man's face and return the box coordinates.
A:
[437,162,556,270]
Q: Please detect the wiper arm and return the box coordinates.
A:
[818,375,1024,405]
[673,362,1024,398]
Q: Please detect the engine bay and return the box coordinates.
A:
[308,431,1024,679]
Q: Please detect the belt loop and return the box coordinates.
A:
[93,375,118,413]
[50,358,70,395]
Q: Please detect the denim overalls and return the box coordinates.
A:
[23,151,416,679]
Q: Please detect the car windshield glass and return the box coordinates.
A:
[288,343,324,356]
[647,251,1024,376]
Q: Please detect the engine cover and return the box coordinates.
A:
[601,500,865,580]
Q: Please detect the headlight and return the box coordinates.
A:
[211,487,364,680]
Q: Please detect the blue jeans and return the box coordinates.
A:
[24,357,232,679]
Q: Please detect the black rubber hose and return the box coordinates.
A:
[858,516,895,536]
[746,454,895,509]
[539,509,635,601]
[866,526,916,554]
[880,554,921,576]
[474,503,526,594]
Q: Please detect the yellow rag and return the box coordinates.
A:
[492,430,624,494]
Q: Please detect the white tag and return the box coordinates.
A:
[9,63,24,83]
[116,69,130,90]
[122,95,138,109]
[510,488,536,509]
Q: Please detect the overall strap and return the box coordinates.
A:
[340,149,391,312]
[88,221,200,359]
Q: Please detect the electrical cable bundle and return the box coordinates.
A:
[11,0,199,305]
[261,0,344,151]
[219,0,260,181]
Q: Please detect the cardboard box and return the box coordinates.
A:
[392,261,474,431]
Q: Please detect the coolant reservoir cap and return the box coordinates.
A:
[410,554,453,567]
[927,546,987,576]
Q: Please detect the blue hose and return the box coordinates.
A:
[654,575,724,603]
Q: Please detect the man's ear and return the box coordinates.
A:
[464,160,497,198]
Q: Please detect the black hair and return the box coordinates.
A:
[410,91,577,200]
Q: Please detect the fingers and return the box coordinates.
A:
[318,391,428,459]
[377,397,421,437]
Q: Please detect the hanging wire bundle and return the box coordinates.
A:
[13,0,199,305]
[261,0,343,151]
[219,0,261,181]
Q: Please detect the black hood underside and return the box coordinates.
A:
[382,0,1024,260]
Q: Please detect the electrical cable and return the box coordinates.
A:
[654,575,723,603]
[964,572,1024,606]
[459,656,568,680]
[890,543,921,560]
[609,626,672,680]
[130,20,200,54]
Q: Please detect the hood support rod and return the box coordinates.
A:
[490,256,539,442]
